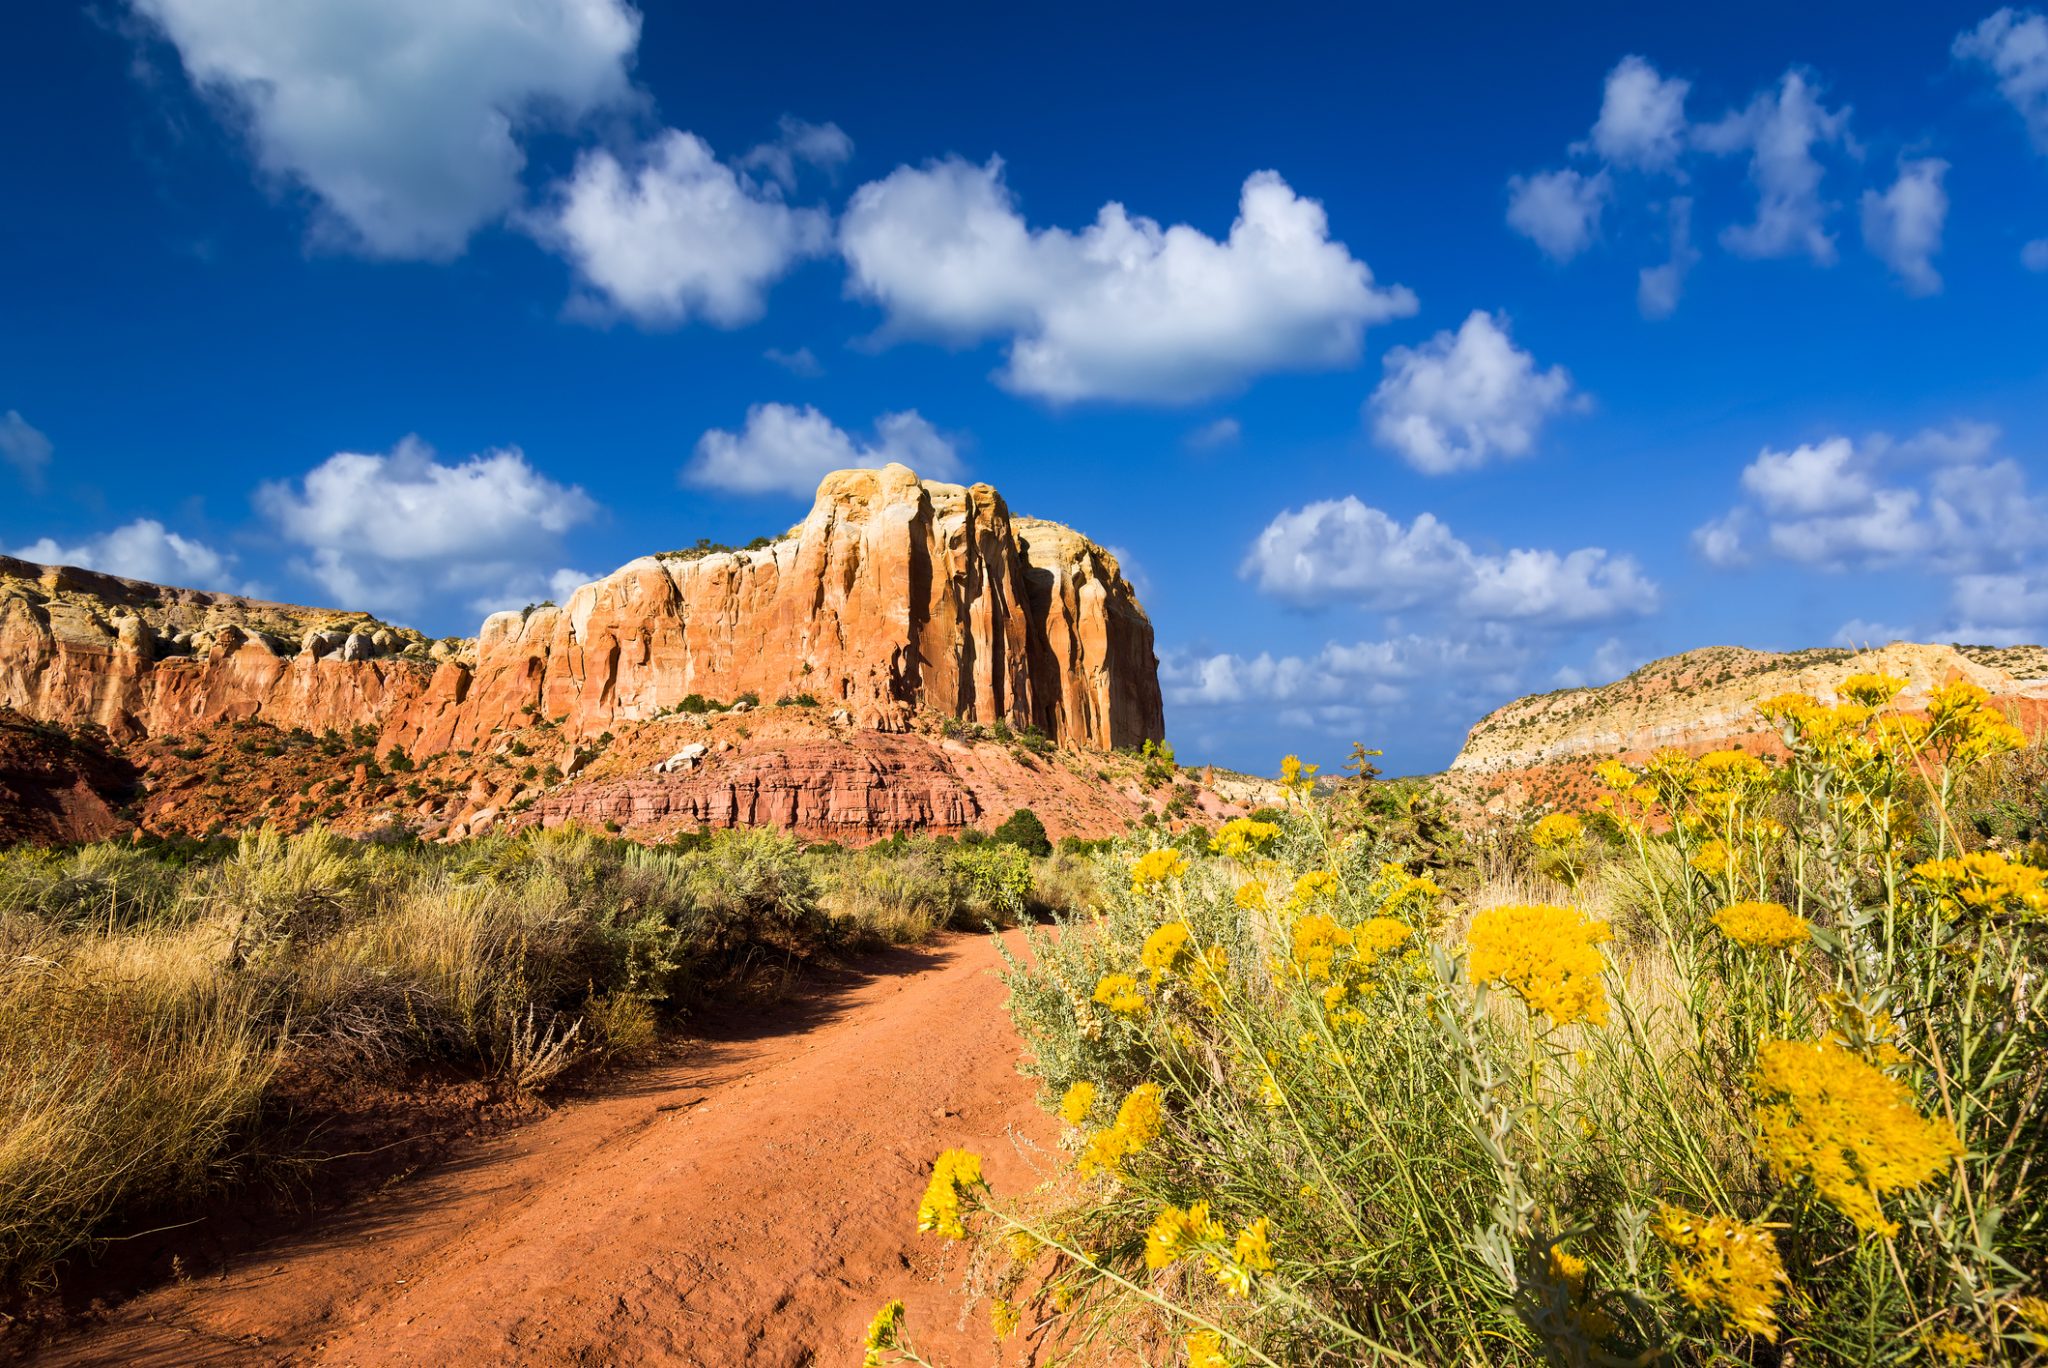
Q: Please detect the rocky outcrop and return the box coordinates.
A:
[0,465,1164,759]
[1451,642,2048,780]
[0,708,139,845]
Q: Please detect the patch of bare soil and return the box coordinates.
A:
[23,932,1055,1367]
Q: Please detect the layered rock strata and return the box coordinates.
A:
[0,465,1164,758]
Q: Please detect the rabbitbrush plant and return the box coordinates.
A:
[884,676,2048,1365]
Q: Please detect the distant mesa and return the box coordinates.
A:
[0,465,1198,844]
[1449,640,2048,810]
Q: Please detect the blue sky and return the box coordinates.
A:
[2,2,2046,774]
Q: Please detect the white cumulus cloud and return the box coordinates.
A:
[688,404,963,497]
[1956,7,2048,154]
[1506,167,1611,262]
[839,158,1416,403]
[1861,158,1949,296]
[256,436,599,617]
[1590,55,1692,171]
[12,520,242,591]
[1637,197,1700,318]
[537,130,832,327]
[1697,424,2048,578]
[1241,496,1657,625]
[0,411,53,486]
[1694,70,1854,264]
[1367,312,1581,474]
[738,115,854,190]
[131,0,641,259]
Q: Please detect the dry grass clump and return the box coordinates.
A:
[888,679,2048,1365]
[0,819,958,1287]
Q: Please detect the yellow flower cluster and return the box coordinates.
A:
[1466,903,1614,1028]
[1286,869,1341,912]
[1093,972,1146,1016]
[990,1298,1020,1338]
[1923,1328,1986,1364]
[1211,817,1281,862]
[1076,1082,1165,1177]
[1690,838,1730,876]
[1279,753,1319,797]
[1371,863,1444,917]
[1750,1037,1963,1236]
[1711,900,1810,950]
[1143,921,1194,982]
[1912,850,2048,922]
[1652,1204,1789,1341]
[1694,748,1774,797]
[1837,672,1908,706]
[1214,1217,1275,1297]
[1185,1330,1230,1368]
[1593,758,1660,832]
[1232,880,1267,912]
[1926,680,2024,765]
[1290,912,1349,981]
[1132,847,1190,894]
[861,1299,906,1367]
[1530,812,1585,850]
[916,1149,983,1240]
[1544,1246,1617,1342]
[1059,1080,1096,1124]
[1144,1201,1274,1298]
[1145,1200,1224,1268]
[1758,692,1875,751]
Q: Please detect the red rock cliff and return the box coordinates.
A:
[0,464,1164,754]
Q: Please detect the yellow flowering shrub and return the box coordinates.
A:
[1289,912,1349,981]
[1529,812,1585,850]
[1710,900,1810,949]
[908,703,2047,1367]
[1689,838,1731,876]
[1077,1082,1165,1178]
[1093,972,1146,1016]
[861,1299,905,1368]
[1925,681,2024,765]
[1142,921,1195,982]
[1923,1328,1987,1364]
[1836,672,1908,706]
[1132,847,1190,894]
[1750,1038,1963,1236]
[1912,850,2048,921]
[1653,1205,1789,1341]
[1146,1201,1225,1268]
[915,1148,983,1240]
[1211,817,1282,862]
[1286,869,1340,912]
[1466,903,1613,1028]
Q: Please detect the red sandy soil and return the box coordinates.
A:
[31,933,1056,1368]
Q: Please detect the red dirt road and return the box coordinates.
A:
[37,934,1056,1368]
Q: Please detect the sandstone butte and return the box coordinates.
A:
[0,464,1230,844]
[1446,640,2048,812]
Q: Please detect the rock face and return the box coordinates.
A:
[0,465,1164,760]
[0,708,139,845]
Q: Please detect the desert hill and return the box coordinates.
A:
[1448,640,2048,811]
[0,465,1248,844]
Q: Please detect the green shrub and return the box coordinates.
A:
[946,843,1031,924]
[991,808,1052,857]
